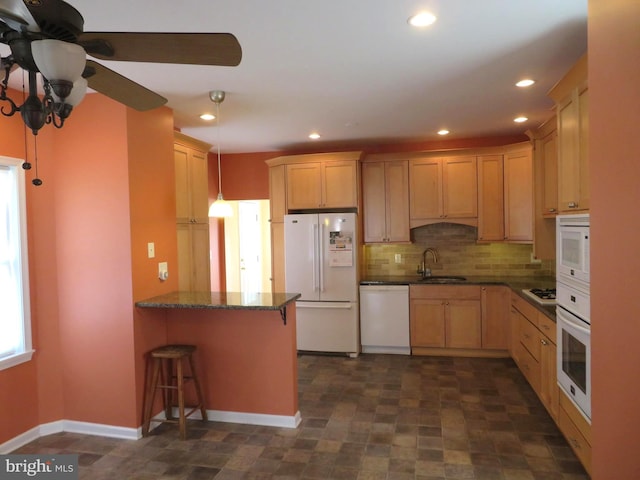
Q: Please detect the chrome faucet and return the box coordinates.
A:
[418,248,439,278]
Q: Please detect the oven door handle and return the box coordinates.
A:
[557,307,590,334]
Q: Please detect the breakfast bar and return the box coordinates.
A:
[136,291,301,428]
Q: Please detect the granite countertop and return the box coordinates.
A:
[135,291,301,310]
[360,275,557,320]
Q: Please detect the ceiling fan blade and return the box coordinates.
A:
[84,60,167,111]
[0,0,40,32]
[78,32,242,67]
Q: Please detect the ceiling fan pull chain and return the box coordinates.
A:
[32,135,42,186]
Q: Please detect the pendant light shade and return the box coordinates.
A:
[208,90,233,218]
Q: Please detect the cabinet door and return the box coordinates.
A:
[481,286,509,350]
[557,93,581,212]
[362,162,387,243]
[410,299,445,347]
[541,130,559,216]
[323,161,358,208]
[443,156,477,219]
[446,299,481,348]
[286,163,322,209]
[577,86,589,211]
[540,334,559,420]
[410,158,442,220]
[269,165,287,223]
[504,149,533,242]
[270,222,285,293]
[189,150,209,222]
[174,145,191,223]
[509,304,522,361]
[177,223,211,292]
[385,160,411,242]
[477,155,504,241]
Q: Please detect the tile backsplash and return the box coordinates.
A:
[363,223,554,278]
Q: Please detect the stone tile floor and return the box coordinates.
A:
[13,354,590,479]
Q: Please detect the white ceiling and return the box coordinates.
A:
[26,1,591,153]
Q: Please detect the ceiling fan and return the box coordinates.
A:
[0,0,242,114]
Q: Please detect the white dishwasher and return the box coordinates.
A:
[359,284,410,355]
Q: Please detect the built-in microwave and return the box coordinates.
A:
[556,214,590,292]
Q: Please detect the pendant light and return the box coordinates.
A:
[208,90,233,218]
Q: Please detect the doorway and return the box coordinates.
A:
[224,200,272,293]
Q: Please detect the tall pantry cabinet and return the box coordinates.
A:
[174,132,212,292]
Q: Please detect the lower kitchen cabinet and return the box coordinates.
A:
[410,285,482,352]
[510,292,559,420]
[558,390,592,475]
[481,286,510,350]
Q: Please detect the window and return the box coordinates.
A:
[0,156,33,370]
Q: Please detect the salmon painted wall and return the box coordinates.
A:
[589,0,640,477]
[0,95,55,442]
[126,106,176,424]
[50,94,139,426]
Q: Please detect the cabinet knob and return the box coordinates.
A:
[568,202,578,208]
[541,338,549,346]
[548,208,556,213]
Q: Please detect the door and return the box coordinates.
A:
[284,214,319,301]
[239,201,262,293]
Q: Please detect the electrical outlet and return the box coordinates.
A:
[158,262,168,281]
[394,253,402,264]
[147,242,155,259]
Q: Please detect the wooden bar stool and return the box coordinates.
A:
[142,344,207,440]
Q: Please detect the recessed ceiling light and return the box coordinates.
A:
[408,11,437,27]
[514,116,528,123]
[516,79,535,88]
[308,132,321,140]
[437,129,450,136]
[200,113,215,121]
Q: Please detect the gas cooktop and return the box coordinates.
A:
[522,288,556,305]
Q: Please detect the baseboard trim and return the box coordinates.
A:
[1,409,301,453]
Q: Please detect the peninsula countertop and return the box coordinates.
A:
[135,291,301,310]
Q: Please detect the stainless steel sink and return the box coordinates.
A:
[418,276,467,283]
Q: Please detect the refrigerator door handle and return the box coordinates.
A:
[320,222,325,292]
[312,223,319,292]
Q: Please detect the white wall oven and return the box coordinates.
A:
[556,214,591,421]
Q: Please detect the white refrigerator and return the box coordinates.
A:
[284,213,359,356]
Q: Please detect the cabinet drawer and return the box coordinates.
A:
[558,400,592,474]
[511,293,539,327]
[516,342,541,392]
[519,316,541,361]
[537,313,556,342]
[410,285,481,300]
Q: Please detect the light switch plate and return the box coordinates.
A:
[147,242,155,259]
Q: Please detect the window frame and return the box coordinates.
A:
[0,156,34,371]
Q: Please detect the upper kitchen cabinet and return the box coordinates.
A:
[410,155,477,228]
[528,116,558,260]
[174,132,211,224]
[283,152,361,210]
[477,143,533,244]
[503,145,533,242]
[362,157,410,243]
[549,54,589,213]
[174,132,212,292]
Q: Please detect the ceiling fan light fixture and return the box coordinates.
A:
[31,39,86,99]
